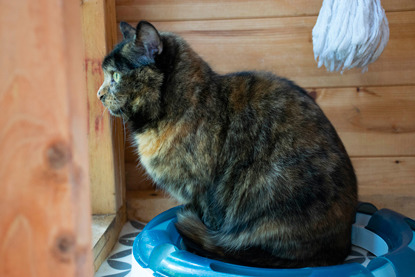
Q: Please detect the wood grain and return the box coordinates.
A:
[127,190,178,222]
[313,86,415,157]
[117,11,415,88]
[92,206,126,272]
[0,0,92,276]
[354,157,415,219]
[116,0,415,21]
[82,0,126,214]
[125,162,154,190]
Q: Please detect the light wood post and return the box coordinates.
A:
[0,0,93,276]
[82,0,126,215]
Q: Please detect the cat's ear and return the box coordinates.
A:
[135,21,163,61]
[120,22,136,40]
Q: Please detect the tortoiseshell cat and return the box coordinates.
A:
[98,21,357,268]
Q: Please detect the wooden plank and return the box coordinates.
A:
[125,144,138,163]
[125,162,154,190]
[106,0,127,213]
[117,11,415,88]
[82,0,126,214]
[353,157,415,219]
[92,206,126,272]
[126,158,415,222]
[312,86,415,157]
[0,0,92,276]
[124,128,154,190]
[92,215,116,249]
[125,128,138,163]
[127,190,178,222]
[116,0,415,22]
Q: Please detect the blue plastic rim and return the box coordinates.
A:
[132,203,415,277]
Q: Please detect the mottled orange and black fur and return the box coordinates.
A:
[98,21,358,268]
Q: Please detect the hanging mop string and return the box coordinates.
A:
[312,0,389,73]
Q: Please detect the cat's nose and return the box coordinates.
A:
[98,79,110,100]
[97,87,105,100]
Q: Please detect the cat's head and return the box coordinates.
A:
[97,21,164,120]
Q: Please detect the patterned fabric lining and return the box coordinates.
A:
[95,221,144,277]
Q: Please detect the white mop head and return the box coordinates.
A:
[312,0,389,73]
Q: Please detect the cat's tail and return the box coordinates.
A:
[175,208,304,268]
[175,208,347,268]
[175,209,228,260]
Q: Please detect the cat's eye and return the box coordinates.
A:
[113,72,121,83]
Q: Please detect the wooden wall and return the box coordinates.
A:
[116,0,415,219]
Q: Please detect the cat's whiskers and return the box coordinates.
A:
[118,108,129,134]
[121,115,128,142]
[110,94,129,140]
[101,106,108,117]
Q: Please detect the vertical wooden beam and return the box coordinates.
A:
[82,0,125,214]
[0,0,92,276]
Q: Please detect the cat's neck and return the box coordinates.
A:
[159,34,219,116]
[127,33,221,135]
[157,33,215,84]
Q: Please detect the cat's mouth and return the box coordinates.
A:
[99,95,128,118]
[97,82,128,118]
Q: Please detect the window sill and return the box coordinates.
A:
[92,206,126,272]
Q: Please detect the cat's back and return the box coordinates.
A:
[219,71,334,147]
[221,71,318,120]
